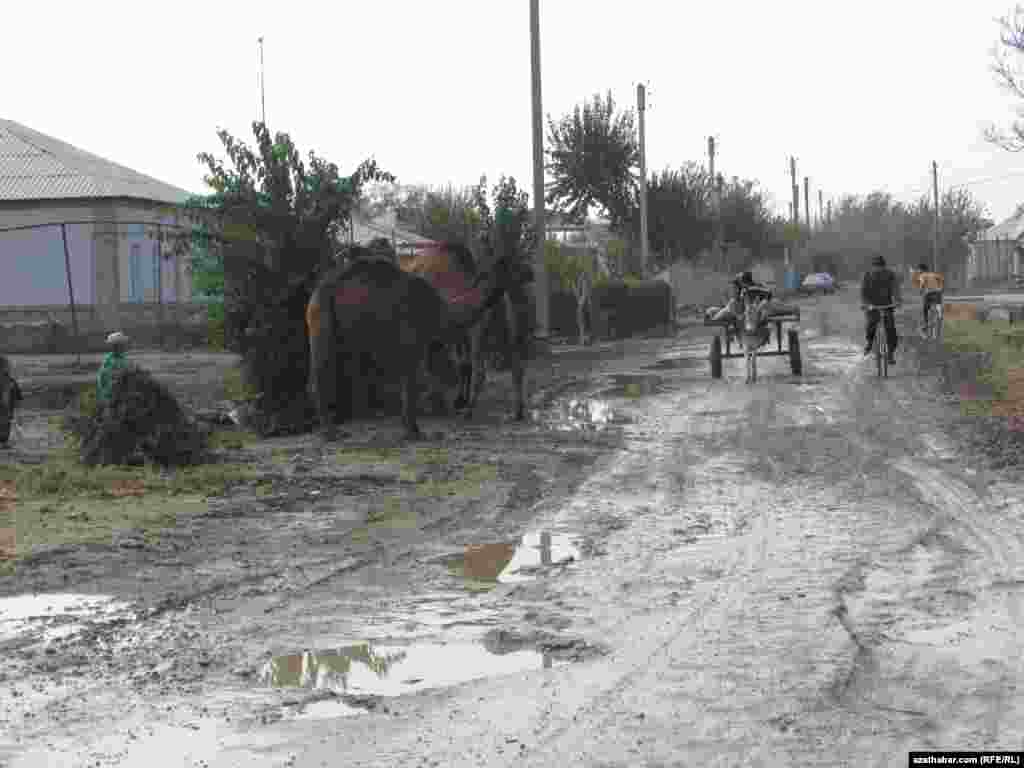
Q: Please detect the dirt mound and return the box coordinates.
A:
[73,367,208,467]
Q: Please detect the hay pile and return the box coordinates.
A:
[73,367,208,467]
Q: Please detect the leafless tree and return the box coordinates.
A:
[986,5,1024,150]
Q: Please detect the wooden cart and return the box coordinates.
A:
[704,310,803,379]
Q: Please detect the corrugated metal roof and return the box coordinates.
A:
[981,210,1024,242]
[0,118,195,204]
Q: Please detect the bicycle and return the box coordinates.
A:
[863,303,898,378]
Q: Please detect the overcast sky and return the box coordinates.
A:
[9,1,1024,225]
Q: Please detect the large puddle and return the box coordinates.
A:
[0,592,132,643]
[533,373,671,432]
[446,532,581,586]
[532,397,631,432]
[260,640,554,698]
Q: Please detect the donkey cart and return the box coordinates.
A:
[704,309,803,382]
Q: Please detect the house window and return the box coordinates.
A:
[129,243,142,302]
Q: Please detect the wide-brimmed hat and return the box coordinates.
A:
[106,331,130,345]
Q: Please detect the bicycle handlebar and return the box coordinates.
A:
[862,303,898,310]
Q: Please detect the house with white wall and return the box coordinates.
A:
[0,119,203,350]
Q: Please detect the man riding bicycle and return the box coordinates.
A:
[913,262,944,333]
[861,254,902,364]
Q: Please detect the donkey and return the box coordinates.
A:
[741,295,771,383]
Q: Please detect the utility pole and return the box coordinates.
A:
[637,83,648,275]
[717,173,725,268]
[258,37,266,124]
[932,160,940,269]
[827,199,832,226]
[790,157,799,226]
[818,189,824,230]
[804,177,810,231]
[709,137,718,263]
[529,0,549,338]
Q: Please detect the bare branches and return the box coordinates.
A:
[987,5,1024,151]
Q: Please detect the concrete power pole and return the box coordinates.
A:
[258,37,266,124]
[637,84,649,275]
[818,189,823,230]
[529,0,549,338]
[804,177,810,231]
[932,160,940,270]
[709,137,718,263]
[790,158,799,226]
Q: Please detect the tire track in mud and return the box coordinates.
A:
[495,333,1024,765]
[506,371,884,767]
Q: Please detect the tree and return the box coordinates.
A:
[168,121,394,433]
[624,165,780,270]
[391,181,486,245]
[545,91,640,229]
[182,121,394,276]
[634,163,714,271]
[986,5,1024,151]
[810,187,991,278]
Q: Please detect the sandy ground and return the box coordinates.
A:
[3,292,1024,767]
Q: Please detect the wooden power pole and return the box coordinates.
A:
[529,0,548,337]
[637,83,649,275]
[932,160,940,269]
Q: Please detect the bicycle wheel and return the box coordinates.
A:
[875,330,883,377]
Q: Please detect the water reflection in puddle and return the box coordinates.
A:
[0,593,131,643]
[261,641,554,697]
[533,398,632,432]
[446,532,581,586]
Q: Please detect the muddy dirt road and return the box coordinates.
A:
[4,293,1024,767]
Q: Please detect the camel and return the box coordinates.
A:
[306,245,523,440]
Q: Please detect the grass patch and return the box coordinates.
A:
[335,447,402,465]
[415,464,498,498]
[365,496,417,529]
[623,382,643,398]
[4,495,208,559]
[943,319,1024,402]
[0,457,255,566]
[208,429,259,451]
[223,366,260,402]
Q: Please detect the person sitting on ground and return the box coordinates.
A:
[96,332,132,408]
[0,356,23,449]
[913,262,944,332]
[861,254,902,363]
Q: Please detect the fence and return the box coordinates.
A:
[0,302,211,354]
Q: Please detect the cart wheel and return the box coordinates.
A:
[788,329,802,376]
[710,335,723,379]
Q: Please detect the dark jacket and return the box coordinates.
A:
[1,373,20,411]
[861,267,901,307]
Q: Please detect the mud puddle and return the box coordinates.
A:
[445,532,581,587]
[596,373,667,399]
[260,639,558,698]
[532,372,674,433]
[532,397,632,432]
[0,592,134,643]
